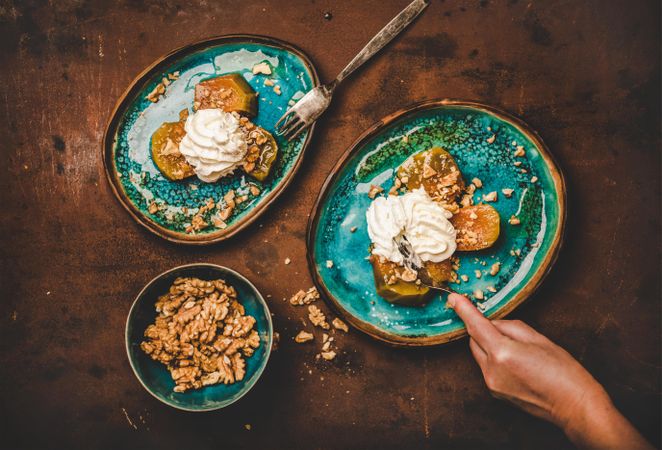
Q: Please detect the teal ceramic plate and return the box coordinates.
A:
[307,100,566,346]
[104,35,318,244]
[126,263,273,411]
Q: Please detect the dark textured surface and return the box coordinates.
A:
[0,1,659,449]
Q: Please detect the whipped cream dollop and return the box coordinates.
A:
[179,109,247,182]
[366,188,457,265]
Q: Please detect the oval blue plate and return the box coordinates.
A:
[104,35,318,244]
[126,263,273,411]
[307,100,566,346]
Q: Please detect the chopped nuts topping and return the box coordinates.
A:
[514,146,526,157]
[509,215,521,225]
[294,331,314,343]
[501,188,514,198]
[350,226,358,233]
[398,267,418,282]
[263,79,275,87]
[474,270,482,279]
[249,185,261,196]
[530,176,538,183]
[140,277,260,392]
[284,258,291,265]
[472,177,483,188]
[273,85,282,95]
[489,262,501,276]
[148,201,159,214]
[486,134,496,144]
[367,185,383,199]
[326,260,334,268]
[486,286,497,293]
[422,164,438,179]
[473,289,484,300]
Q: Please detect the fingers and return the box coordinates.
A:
[469,337,487,369]
[492,319,543,343]
[447,293,502,351]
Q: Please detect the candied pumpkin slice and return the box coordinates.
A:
[451,204,501,251]
[150,109,195,181]
[396,147,465,205]
[244,127,278,182]
[194,74,258,117]
[370,255,432,306]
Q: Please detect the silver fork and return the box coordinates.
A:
[275,0,430,141]
[393,235,457,295]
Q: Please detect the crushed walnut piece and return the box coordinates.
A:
[273,85,282,95]
[514,146,526,157]
[483,191,498,202]
[473,289,484,301]
[460,274,469,282]
[294,331,314,343]
[489,262,501,276]
[289,287,319,306]
[398,267,418,282]
[367,185,383,199]
[513,161,522,167]
[252,62,272,75]
[471,177,483,188]
[509,215,521,225]
[140,277,260,392]
[530,176,538,183]
[264,78,275,87]
[332,318,349,333]
[350,226,358,233]
[486,286,497,293]
[486,134,496,144]
[474,270,482,279]
[321,350,336,361]
[501,188,514,198]
[148,201,159,214]
[308,305,330,330]
[326,260,334,268]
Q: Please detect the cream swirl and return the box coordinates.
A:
[366,188,456,264]
[179,109,247,182]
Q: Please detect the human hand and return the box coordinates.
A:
[447,293,653,450]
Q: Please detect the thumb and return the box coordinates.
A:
[447,293,502,350]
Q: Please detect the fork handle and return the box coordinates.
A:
[332,0,429,87]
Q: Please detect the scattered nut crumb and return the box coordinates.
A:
[294,331,314,343]
[264,79,275,87]
[514,145,525,157]
[350,226,358,233]
[474,289,484,300]
[252,62,272,75]
[332,318,349,332]
[501,188,514,198]
[367,185,383,199]
[422,164,437,179]
[483,191,498,202]
[308,305,330,329]
[273,85,282,95]
[489,262,501,276]
[249,185,261,196]
[486,286,497,293]
[460,274,469,282]
[326,260,334,268]
[486,134,496,144]
[530,176,538,183]
[148,201,159,214]
[284,258,291,265]
[509,215,521,225]
[472,177,483,188]
[245,424,252,431]
[513,161,522,167]
[474,270,482,279]
[289,287,319,306]
[321,351,336,361]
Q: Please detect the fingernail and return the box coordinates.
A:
[446,293,458,309]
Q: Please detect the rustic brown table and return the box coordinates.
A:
[1,1,659,449]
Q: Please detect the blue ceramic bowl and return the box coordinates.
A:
[125,263,273,411]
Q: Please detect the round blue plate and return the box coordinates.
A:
[104,35,318,244]
[307,100,566,346]
[126,263,273,411]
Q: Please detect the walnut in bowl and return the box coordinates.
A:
[125,264,272,411]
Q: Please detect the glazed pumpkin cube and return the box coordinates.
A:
[397,147,465,206]
[244,127,278,182]
[370,255,432,306]
[194,74,258,117]
[451,204,501,251]
[150,109,195,181]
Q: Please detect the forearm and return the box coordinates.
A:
[562,388,652,450]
